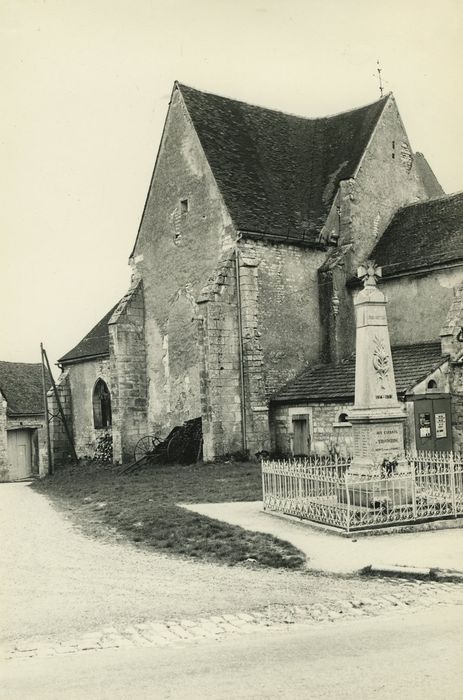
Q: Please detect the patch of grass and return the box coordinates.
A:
[32,461,305,570]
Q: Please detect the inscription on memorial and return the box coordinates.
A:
[372,424,403,455]
[353,426,370,458]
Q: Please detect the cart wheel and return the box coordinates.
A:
[134,435,161,462]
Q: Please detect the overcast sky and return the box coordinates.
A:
[2,0,462,365]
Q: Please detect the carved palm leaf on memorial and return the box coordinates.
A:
[372,335,390,390]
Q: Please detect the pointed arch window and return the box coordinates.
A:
[93,379,112,428]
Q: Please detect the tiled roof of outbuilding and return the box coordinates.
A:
[0,362,50,415]
[272,342,446,404]
[178,83,389,245]
[372,192,463,277]
[59,306,117,364]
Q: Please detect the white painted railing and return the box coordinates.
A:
[261,452,463,532]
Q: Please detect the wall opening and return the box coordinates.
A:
[291,414,310,456]
[93,379,112,428]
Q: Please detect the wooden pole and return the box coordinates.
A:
[40,343,53,475]
[41,346,78,464]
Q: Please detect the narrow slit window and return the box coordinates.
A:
[180,198,189,214]
[93,379,112,428]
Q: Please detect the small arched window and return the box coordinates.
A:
[93,379,112,429]
[338,413,349,423]
[427,380,438,392]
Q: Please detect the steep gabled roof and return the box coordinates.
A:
[59,306,117,364]
[371,192,463,277]
[0,362,50,416]
[272,342,446,404]
[414,152,445,199]
[178,83,389,244]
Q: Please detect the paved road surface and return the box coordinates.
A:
[3,607,462,699]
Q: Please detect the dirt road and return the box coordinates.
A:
[1,482,461,648]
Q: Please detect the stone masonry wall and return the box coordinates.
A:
[198,252,242,459]
[0,392,8,479]
[342,95,430,271]
[270,402,354,458]
[130,85,236,441]
[237,239,328,455]
[109,280,148,464]
[48,369,74,466]
[64,359,111,460]
[448,366,463,452]
[383,267,463,347]
[318,95,432,362]
[440,283,463,451]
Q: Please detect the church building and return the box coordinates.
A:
[50,82,463,464]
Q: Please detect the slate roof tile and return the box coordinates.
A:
[0,362,51,416]
[178,83,388,244]
[59,306,117,364]
[372,192,463,277]
[272,342,446,404]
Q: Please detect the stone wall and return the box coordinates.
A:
[448,365,463,452]
[130,85,236,441]
[270,402,354,458]
[440,283,463,451]
[383,267,463,347]
[318,95,432,362]
[342,95,429,271]
[0,392,8,479]
[270,399,426,458]
[235,240,328,455]
[63,358,111,460]
[109,279,148,464]
[198,252,242,459]
[48,369,74,466]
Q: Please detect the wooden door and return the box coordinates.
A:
[7,429,32,480]
[414,397,452,452]
[292,416,309,456]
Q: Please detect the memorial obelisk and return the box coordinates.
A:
[349,261,407,477]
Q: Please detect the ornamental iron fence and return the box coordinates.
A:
[261,451,463,532]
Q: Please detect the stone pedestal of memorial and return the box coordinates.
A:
[346,263,412,506]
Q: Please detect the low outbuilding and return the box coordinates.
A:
[0,362,50,480]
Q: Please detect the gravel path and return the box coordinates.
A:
[1,482,461,646]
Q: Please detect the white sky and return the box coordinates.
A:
[1,0,462,364]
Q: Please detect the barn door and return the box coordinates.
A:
[7,429,33,480]
[414,397,452,452]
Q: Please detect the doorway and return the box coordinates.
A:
[7,429,33,480]
[292,415,310,456]
[414,396,452,452]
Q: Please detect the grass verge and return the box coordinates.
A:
[32,460,305,570]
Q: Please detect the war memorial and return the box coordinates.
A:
[262,263,463,532]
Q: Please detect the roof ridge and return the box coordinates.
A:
[391,340,442,349]
[394,190,463,215]
[177,81,390,124]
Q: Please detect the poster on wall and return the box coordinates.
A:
[435,412,447,439]
[419,412,432,438]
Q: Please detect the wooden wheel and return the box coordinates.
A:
[134,435,162,462]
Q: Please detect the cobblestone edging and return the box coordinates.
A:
[3,580,463,662]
